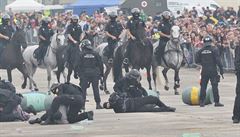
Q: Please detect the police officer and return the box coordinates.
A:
[232,42,240,123]
[29,82,93,125]
[76,39,104,109]
[123,8,146,64]
[37,17,54,65]
[0,14,14,57]
[105,11,123,64]
[65,15,84,65]
[113,69,147,98]
[155,11,172,63]
[195,36,224,107]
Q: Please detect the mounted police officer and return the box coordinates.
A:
[196,36,224,107]
[123,8,146,65]
[155,11,172,63]
[37,17,54,65]
[0,14,14,57]
[76,40,104,109]
[65,15,84,66]
[105,11,123,64]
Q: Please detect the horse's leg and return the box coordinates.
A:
[7,69,12,83]
[162,68,169,91]
[152,66,157,92]
[146,66,152,90]
[102,65,111,94]
[67,65,73,83]
[62,71,67,83]
[47,67,52,89]
[174,69,180,95]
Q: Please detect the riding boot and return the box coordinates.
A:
[96,103,103,109]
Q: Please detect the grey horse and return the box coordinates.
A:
[152,25,183,95]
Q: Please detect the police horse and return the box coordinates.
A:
[95,29,128,94]
[113,23,153,90]
[23,33,65,90]
[152,25,183,95]
[0,28,36,89]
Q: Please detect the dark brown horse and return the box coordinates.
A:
[0,29,36,89]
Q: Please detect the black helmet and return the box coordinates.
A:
[81,39,93,50]
[131,8,140,18]
[126,69,141,82]
[42,17,51,26]
[2,14,10,25]
[203,36,213,43]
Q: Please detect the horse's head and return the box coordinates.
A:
[170,25,181,43]
[51,32,65,49]
[11,29,27,49]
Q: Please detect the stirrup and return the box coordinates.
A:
[108,58,113,64]
[123,58,129,65]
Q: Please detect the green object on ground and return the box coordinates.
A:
[146,90,159,98]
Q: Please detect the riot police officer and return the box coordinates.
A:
[37,17,54,65]
[195,36,224,107]
[155,11,172,63]
[123,8,146,64]
[113,69,147,98]
[0,14,14,57]
[29,82,93,125]
[76,40,104,109]
[105,11,123,64]
[232,42,240,123]
[65,15,84,65]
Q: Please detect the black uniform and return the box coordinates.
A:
[37,25,54,63]
[105,21,123,59]
[109,89,175,113]
[65,23,83,63]
[156,19,172,62]
[233,46,240,122]
[195,45,223,105]
[125,17,146,60]
[76,49,104,107]
[0,80,21,122]
[0,23,14,56]
[113,77,148,98]
[41,83,89,124]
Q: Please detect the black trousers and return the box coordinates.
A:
[155,39,168,61]
[37,43,49,62]
[126,96,168,112]
[107,39,117,59]
[0,96,21,122]
[47,95,84,121]
[200,73,220,103]
[233,72,240,120]
[80,75,101,104]
[66,43,79,64]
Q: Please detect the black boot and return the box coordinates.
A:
[96,103,103,109]
[214,102,224,107]
[199,100,205,107]
[29,118,42,124]
[87,111,94,120]
[25,105,37,115]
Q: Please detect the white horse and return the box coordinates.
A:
[23,33,65,90]
[152,25,183,95]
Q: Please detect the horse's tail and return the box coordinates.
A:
[113,46,123,82]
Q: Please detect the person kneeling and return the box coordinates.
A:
[29,83,93,125]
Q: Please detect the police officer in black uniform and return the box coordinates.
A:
[0,14,14,57]
[123,8,146,65]
[105,11,123,64]
[76,39,104,109]
[37,17,54,65]
[232,42,240,123]
[195,36,224,107]
[155,11,172,63]
[29,82,93,125]
[113,69,147,98]
[65,15,84,65]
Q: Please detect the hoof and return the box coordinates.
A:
[99,85,104,91]
[174,91,179,95]
[21,84,27,89]
[156,91,160,95]
[104,90,110,94]
[164,86,169,91]
[34,88,39,91]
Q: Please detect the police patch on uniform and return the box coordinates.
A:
[202,50,212,54]
[84,54,95,58]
